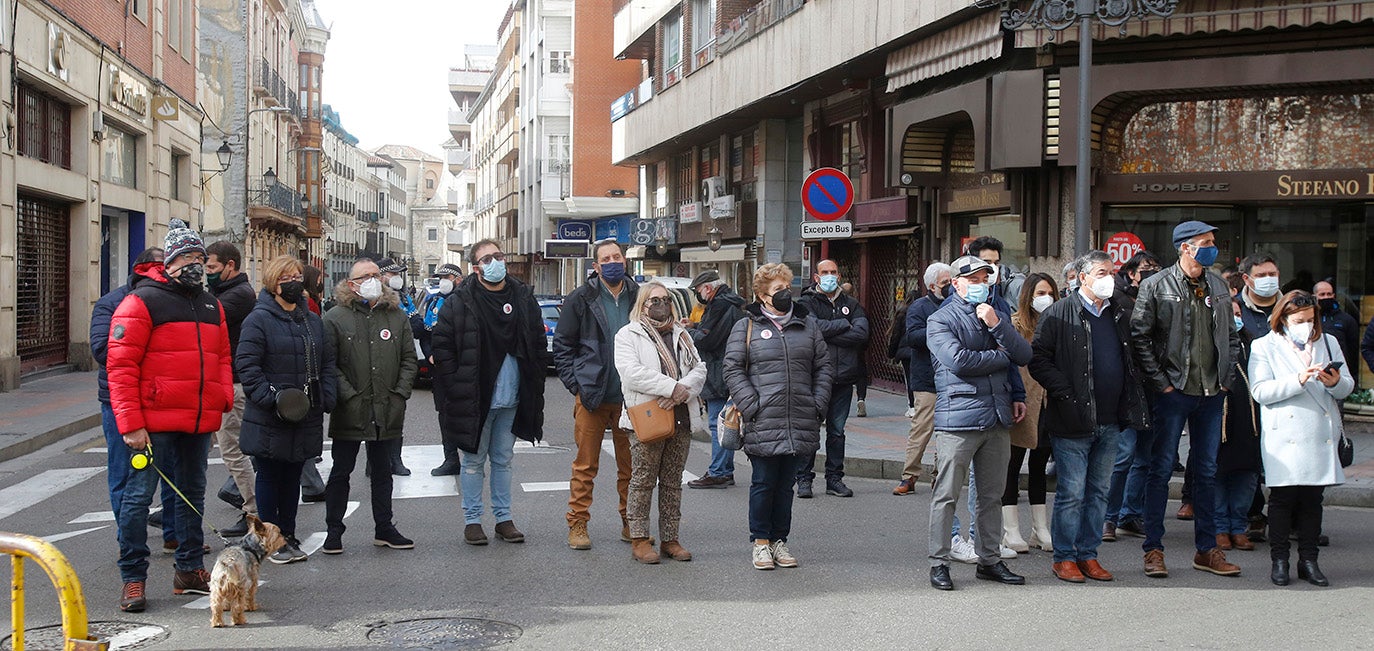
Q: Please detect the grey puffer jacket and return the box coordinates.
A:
[722,303,833,458]
[927,297,1033,432]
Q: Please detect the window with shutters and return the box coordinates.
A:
[17,83,71,169]
[671,150,695,204]
[16,194,70,373]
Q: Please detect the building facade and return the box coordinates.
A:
[447,45,495,262]
[321,105,381,285]
[0,0,203,389]
[373,145,458,280]
[470,5,523,281]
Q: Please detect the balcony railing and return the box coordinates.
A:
[249,178,304,218]
[718,0,805,55]
[256,58,297,114]
[611,76,656,123]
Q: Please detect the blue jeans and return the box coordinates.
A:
[798,383,852,483]
[1214,470,1258,536]
[950,468,980,538]
[1106,427,1153,525]
[1050,425,1121,562]
[748,454,801,542]
[116,432,212,582]
[252,457,304,537]
[461,407,517,525]
[1144,390,1224,552]
[102,403,178,542]
[704,398,734,478]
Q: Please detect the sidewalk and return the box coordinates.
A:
[0,370,102,463]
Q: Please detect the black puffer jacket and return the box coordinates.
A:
[1218,343,1262,473]
[722,303,833,458]
[210,272,257,359]
[689,285,746,401]
[797,287,869,385]
[236,290,337,462]
[552,276,639,410]
[432,274,546,453]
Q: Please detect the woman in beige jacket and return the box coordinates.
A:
[1003,273,1059,553]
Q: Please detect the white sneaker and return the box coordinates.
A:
[950,535,978,564]
[752,543,775,570]
[999,544,1018,559]
[905,407,916,419]
[770,540,798,568]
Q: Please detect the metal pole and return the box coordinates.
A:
[1074,15,1093,256]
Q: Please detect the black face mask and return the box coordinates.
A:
[769,290,792,313]
[169,262,205,290]
[279,280,305,305]
[693,290,707,304]
[1139,269,1159,283]
[1320,298,1340,314]
[937,284,951,299]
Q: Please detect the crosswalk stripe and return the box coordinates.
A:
[43,526,109,543]
[106,625,167,647]
[184,580,267,610]
[521,481,569,492]
[0,468,104,521]
[71,506,164,524]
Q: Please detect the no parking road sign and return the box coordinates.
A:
[802,167,854,222]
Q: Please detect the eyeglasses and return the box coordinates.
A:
[477,252,506,266]
[1290,294,1317,307]
[645,297,673,307]
[280,274,305,283]
[350,272,380,282]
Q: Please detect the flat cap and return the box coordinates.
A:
[1172,220,1217,246]
[689,269,721,288]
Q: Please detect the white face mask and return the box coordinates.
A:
[357,277,383,301]
[1287,321,1312,345]
[1089,275,1115,300]
[387,275,404,291]
[1032,294,1054,313]
[1252,276,1280,298]
[438,278,455,294]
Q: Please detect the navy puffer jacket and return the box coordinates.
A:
[722,303,833,458]
[237,290,337,462]
[927,297,1033,432]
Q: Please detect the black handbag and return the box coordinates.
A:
[1338,434,1354,468]
[275,387,310,424]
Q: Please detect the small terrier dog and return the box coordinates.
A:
[209,514,286,627]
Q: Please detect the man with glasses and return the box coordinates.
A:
[553,238,639,550]
[320,259,418,554]
[1130,221,1242,579]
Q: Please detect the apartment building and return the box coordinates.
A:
[321,105,381,284]
[447,44,495,262]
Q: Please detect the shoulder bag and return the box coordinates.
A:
[1322,337,1354,467]
[717,321,753,451]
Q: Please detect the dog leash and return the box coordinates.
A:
[131,441,234,546]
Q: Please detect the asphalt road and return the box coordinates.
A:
[3,378,1373,650]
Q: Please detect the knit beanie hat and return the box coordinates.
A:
[164,218,205,263]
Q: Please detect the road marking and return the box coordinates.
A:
[183,580,267,610]
[70,505,162,524]
[295,500,359,556]
[681,471,699,484]
[43,526,109,542]
[521,481,570,492]
[0,467,104,521]
[106,625,167,647]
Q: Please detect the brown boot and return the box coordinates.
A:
[622,518,653,545]
[660,540,692,562]
[1143,549,1168,578]
[1193,548,1241,576]
[1216,533,1232,550]
[631,538,660,564]
[568,521,591,550]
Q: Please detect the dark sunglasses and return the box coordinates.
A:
[645,297,673,307]
[1290,293,1317,307]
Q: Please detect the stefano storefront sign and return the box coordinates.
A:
[1102,170,1374,201]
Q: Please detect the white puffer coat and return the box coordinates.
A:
[613,320,707,433]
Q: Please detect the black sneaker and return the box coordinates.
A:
[301,492,326,503]
[374,528,415,550]
[796,478,814,499]
[826,479,854,498]
[270,536,308,564]
[322,530,343,555]
[219,513,249,538]
[147,510,163,528]
[1115,519,1147,538]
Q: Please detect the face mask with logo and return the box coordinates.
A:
[599,262,626,285]
[206,271,223,289]
[438,278,456,295]
[482,259,508,284]
[279,280,305,304]
[1287,321,1313,346]
[1032,294,1054,313]
[169,262,205,290]
[1090,275,1115,300]
[387,275,404,291]
[1252,276,1280,298]
[769,289,792,313]
[964,282,989,305]
[357,277,383,301]
[1234,316,1245,332]
[818,275,840,293]
[1190,244,1220,267]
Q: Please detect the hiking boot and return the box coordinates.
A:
[1144,549,1168,578]
[661,540,692,562]
[120,581,147,612]
[769,540,798,568]
[430,459,461,476]
[893,477,917,496]
[270,536,307,564]
[464,523,489,546]
[687,475,731,489]
[322,530,343,555]
[568,521,592,550]
[494,520,525,543]
[219,513,249,538]
[631,538,660,564]
[826,479,854,498]
[1193,548,1241,576]
[751,542,775,570]
[373,528,415,550]
[796,478,814,499]
[172,568,211,595]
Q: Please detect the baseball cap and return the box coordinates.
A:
[951,255,995,278]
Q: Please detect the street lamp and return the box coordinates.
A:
[263,166,277,187]
[216,141,232,171]
[706,222,723,252]
[974,0,1178,255]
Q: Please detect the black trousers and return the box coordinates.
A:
[326,439,398,536]
[1268,485,1324,562]
[1002,445,1051,506]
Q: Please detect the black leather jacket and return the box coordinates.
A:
[1129,263,1241,395]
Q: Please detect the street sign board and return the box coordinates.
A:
[1104,231,1145,271]
[557,220,592,241]
[801,167,854,222]
[801,220,853,239]
[545,239,590,259]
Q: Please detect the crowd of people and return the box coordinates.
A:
[92,217,1354,612]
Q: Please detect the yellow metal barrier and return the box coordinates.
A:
[2,532,107,651]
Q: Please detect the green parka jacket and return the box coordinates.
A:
[323,283,418,441]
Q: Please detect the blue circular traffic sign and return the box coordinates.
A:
[802,168,854,222]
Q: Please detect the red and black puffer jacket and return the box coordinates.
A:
[107,262,234,435]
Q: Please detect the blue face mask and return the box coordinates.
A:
[818,275,840,293]
[481,258,507,284]
[599,262,626,285]
[964,282,989,305]
[1190,244,1219,267]
[1234,316,1244,332]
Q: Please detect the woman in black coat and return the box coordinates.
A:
[237,255,336,563]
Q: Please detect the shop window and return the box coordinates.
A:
[101,124,139,188]
[17,83,71,169]
[1101,205,1241,269]
[171,152,187,201]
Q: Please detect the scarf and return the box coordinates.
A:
[640,316,695,381]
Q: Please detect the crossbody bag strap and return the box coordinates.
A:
[744,320,753,373]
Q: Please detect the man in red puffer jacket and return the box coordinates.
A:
[107,219,233,613]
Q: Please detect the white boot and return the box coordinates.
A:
[1001,505,1030,553]
[1028,504,1053,551]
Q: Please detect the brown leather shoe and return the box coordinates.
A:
[1177,503,1194,520]
[1231,533,1255,551]
[1101,522,1117,543]
[1144,549,1168,578]
[660,540,692,562]
[1053,560,1086,583]
[892,478,917,495]
[631,538,660,564]
[1216,533,1232,550]
[1078,559,1114,581]
[1193,548,1241,576]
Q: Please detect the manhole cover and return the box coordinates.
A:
[2,620,169,651]
[367,617,522,650]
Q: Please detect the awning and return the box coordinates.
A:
[1015,0,1374,48]
[680,243,748,263]
[886,12,1004,93]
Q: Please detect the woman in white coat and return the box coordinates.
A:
[614,280,707,565]
[1247,290,1351,587]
